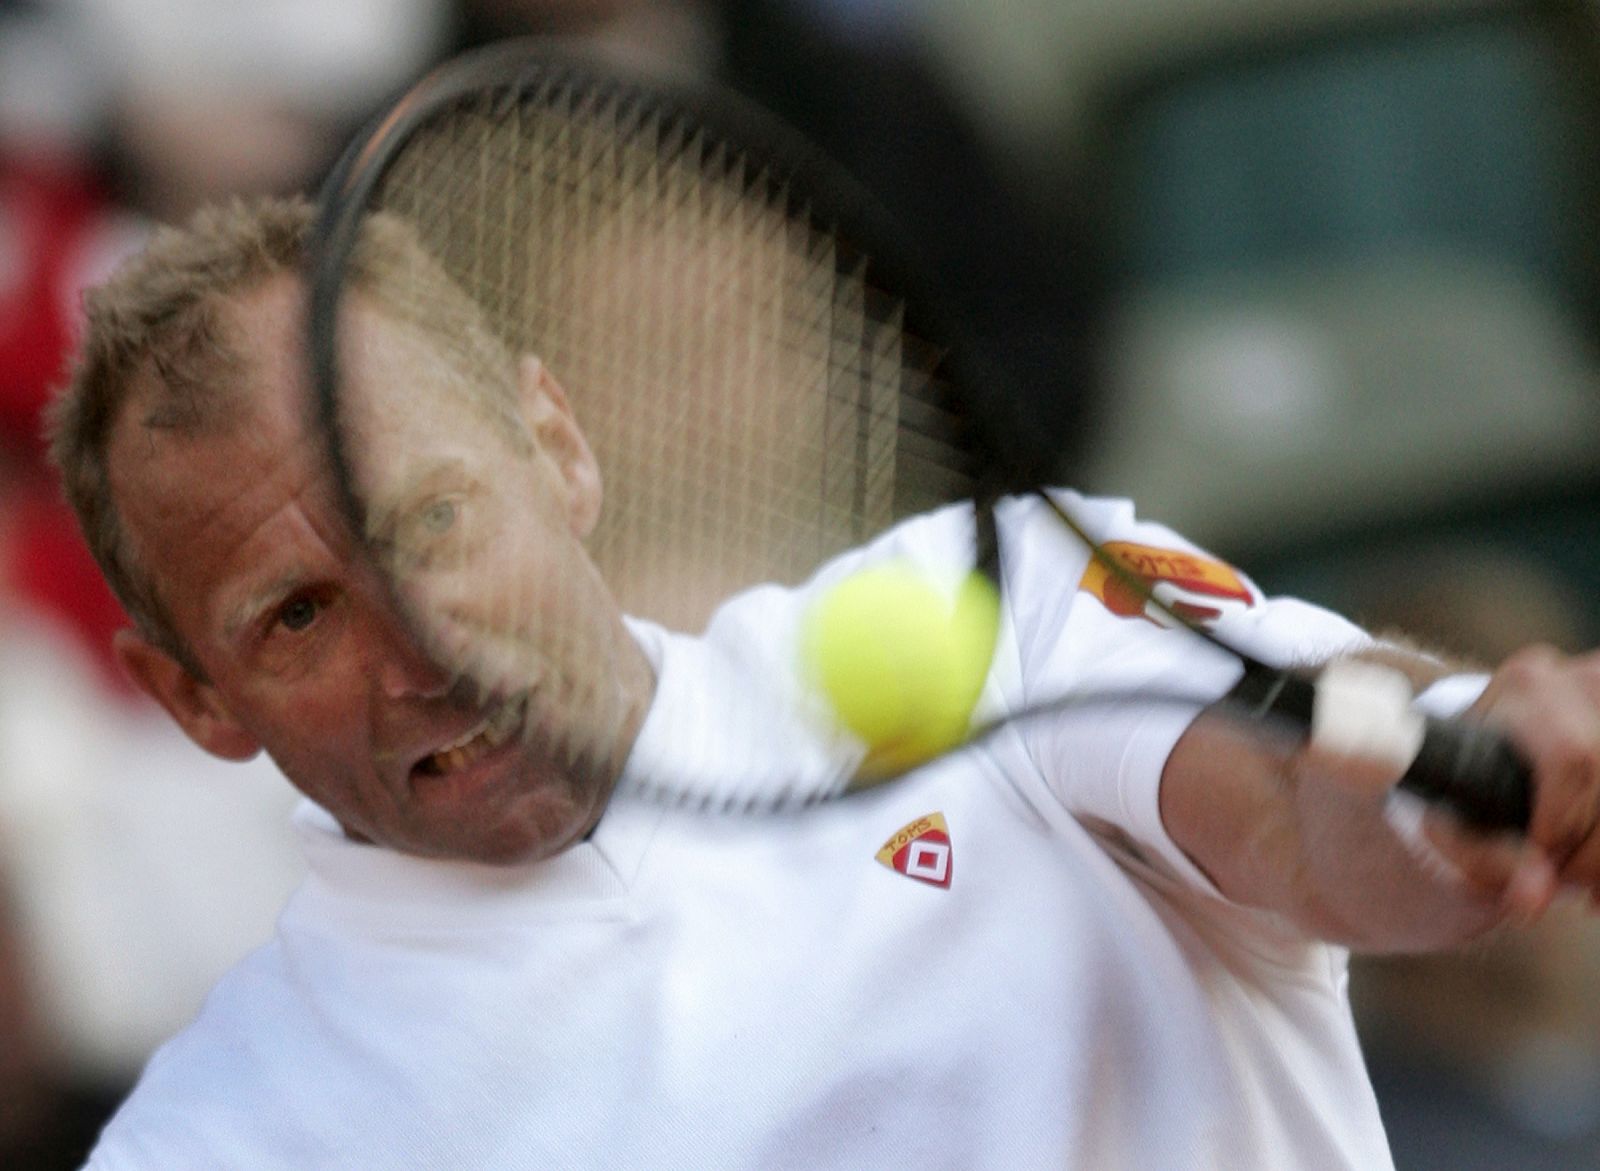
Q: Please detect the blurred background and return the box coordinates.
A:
[1,0,1598,1167]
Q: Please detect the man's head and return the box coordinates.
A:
[49,196,652,863]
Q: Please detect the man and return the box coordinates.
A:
[51,196,1600,1168]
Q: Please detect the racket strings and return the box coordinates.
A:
[342,75,945,781]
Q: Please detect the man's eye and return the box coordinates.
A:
[278,596,319,632]
[420,498,457,535]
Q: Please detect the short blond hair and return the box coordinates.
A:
[48,195,519,674]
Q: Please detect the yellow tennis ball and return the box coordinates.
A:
[804,564,1000,775]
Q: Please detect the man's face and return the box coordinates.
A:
[108,276,651,864]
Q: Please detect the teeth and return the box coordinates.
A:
[420,703,522,776]
[437,718,491,756]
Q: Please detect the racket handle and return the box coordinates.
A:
[1226,664,1532,834]
[1399,719,1531,834]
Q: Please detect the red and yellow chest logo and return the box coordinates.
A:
[875,812,953,889]
[1079,541,1255,626]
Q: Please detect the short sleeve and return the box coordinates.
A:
[998,492,1371,895]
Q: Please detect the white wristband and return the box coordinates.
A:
[1310,659,1425,772]
[1412,673,1491,720]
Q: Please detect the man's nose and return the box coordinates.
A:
[370,610,453,700]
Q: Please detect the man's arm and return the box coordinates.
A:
[1160,644,1600,952]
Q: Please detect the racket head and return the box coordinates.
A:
[305,40,1017,806]
[303,40,1532,831]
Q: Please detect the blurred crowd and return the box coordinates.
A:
[0,0,1598,1168]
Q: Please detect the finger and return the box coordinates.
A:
[1423,807,1558,922]
[1557,822,1600,896]
[1530,748,1600,869]
[1502,851,1560,924]
[1474,646,1600,865]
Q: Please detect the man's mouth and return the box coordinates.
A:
[413,700,525,778]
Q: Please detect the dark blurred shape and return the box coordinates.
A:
[1107,8,1600,319]
[1077,0,1600,558]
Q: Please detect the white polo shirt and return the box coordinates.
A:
[87,493,1392,1169]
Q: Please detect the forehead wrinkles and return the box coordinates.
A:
[105,358,239,627]
[109,407,256,609]
[110,300,320,572]
[111,314,272,517]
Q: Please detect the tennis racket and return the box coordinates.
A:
[305,40,1529,831]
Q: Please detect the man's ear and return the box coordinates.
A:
[517,354,603,538]
[113,629,261,761]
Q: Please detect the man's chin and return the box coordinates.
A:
[424,783,609,866]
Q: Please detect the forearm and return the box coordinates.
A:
[1160,704,1512,953]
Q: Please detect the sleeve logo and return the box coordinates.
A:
[875,812,953,889]
[1079,541,1256,626]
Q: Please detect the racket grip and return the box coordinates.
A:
[1226,664,1532,835]
[1399,718,1531,834]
